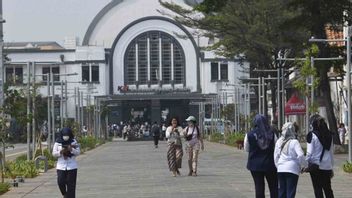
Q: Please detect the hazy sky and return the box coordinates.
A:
[3,0,111,44]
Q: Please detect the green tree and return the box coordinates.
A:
[160,0,307,119]
[3,83,48,143]
[221,104,235,121]
[287,0,352,135]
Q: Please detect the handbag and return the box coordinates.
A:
[185,126,196,141]
[305,149,325,173]
[305,163,319,173]
[185,134,193,141]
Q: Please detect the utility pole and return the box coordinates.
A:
[47,74,51,150]
[26,62,31,160]
[60,80,63,129]
[32,62,36,157]
[0,0,4,107]
[347,29,352,162]
[51,72,55,147]
[77,88,81,135]
[65,80,68,122]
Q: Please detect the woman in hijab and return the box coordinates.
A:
[305,115,334,198]
[244,114,278,198]
[166,117,183,177]
[52,127,80,198]
[274,122,305,198]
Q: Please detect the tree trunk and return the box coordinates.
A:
[313,21,340,144]
[319,69,340,144]
[271,83,277,123]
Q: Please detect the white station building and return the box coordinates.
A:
[4,0,250,126]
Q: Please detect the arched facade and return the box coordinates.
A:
[124,31,186,87]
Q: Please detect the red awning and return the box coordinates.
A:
[285,95,306,115]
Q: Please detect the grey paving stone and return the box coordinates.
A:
[2,140,352,198]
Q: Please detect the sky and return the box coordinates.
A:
[3,0,111,44]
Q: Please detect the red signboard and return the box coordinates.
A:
[285,95,306,115]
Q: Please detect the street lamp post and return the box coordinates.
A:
[309,32,352,162]
[0,0,5,108]
[31,62,36,157]
[51,72,78,147]
[26,62,31,160]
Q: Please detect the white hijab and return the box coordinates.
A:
[280,122,296,155]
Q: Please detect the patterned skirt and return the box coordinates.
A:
[167,143,183,171]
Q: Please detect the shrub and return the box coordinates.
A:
[343,161,352,173]
[0,183,10,195]
[79,136,98,151]
[209,133,224,143]
[5,160,38,178]
[15,154,27,162]
[225,133,245,147]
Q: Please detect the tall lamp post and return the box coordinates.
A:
[0,0,5,107]
[51,73,78,146]
[309,32,352,162]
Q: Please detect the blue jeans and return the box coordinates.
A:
[278,172,299,198]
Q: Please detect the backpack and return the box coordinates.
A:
[151,125,160,136]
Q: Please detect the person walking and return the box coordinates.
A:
[162,123,167,140]
[166,117,184,177]
[52,127,80,198]
[304,115,335,198]
[151,121,161,148]
[338,123,346,145]
[274,122,305,198]
[244,114,278,198]
[184,116,204,176]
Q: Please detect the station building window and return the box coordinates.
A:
[124,31,185,86]
[82,63,100,83]
[42,66,60,81]
[6,66,23,85]
[211,62,228,82]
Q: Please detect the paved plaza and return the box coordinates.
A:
[2,140,352,198]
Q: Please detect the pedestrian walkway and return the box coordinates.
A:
[2,140,352,198]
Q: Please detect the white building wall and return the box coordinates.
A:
[6,47,108,119]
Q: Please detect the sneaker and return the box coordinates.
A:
[172,171,177,177]
[192,172,197,177]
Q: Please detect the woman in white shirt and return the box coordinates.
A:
[274,122,305,198]
[305,115,334,198]
[52,127,80,198]
[166,117,183,177]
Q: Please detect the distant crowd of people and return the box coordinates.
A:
[107,121,168,141]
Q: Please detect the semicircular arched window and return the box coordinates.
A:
[124,31,185,86]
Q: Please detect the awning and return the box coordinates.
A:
[285,95,306,115]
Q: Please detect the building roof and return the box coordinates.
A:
[4,41,65,50]
[325,25,344,47]
[82,0,203,46]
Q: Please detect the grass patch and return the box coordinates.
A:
[0,183,10,195]
[5,160,38,178]
[343,161,352,173]
[209,132,245,148]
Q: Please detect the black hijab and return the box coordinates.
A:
[56,127,75,145]
[309,115,332,151]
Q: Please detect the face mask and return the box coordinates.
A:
[63,136,70,141]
